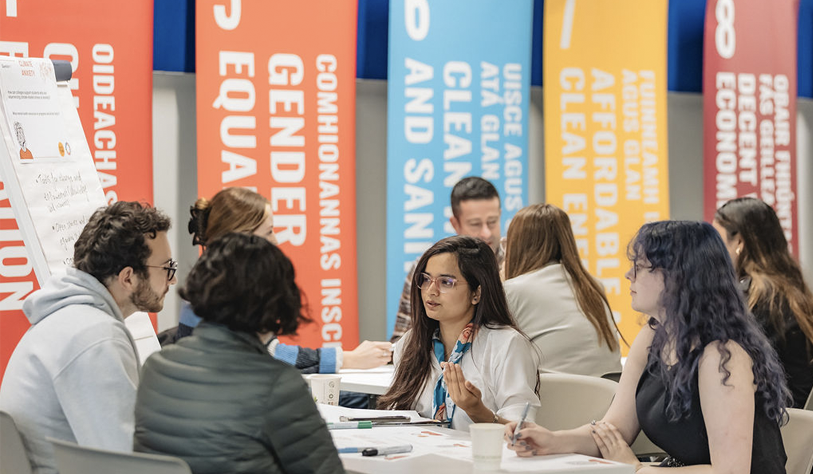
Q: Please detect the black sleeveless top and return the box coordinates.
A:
[636,357,786,472]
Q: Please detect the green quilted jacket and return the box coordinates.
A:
[133,322,345,474]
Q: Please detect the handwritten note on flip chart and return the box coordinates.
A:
[0,57,106,280]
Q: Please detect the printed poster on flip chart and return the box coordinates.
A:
[0,57,106,278]
[0,59,71,161]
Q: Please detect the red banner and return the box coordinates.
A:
[0,0,154,381]
[703,0,799,253]
[196,1,360,350]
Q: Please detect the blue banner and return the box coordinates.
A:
[385,0,533,336]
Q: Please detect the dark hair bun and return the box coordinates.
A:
[188,199,211,246]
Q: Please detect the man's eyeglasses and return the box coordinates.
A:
[417,273,457,293]
[146,259,178,281]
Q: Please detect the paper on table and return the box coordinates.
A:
[317,403,434,423]
[332,426,470,456]
[440,446,632,473]
[499,453,632,472]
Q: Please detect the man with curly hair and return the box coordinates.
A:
[0,201,176,474]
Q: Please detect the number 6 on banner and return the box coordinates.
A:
[6,0,18,17]
[560,0,576,49]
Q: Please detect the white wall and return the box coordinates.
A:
[151,72,198,332]
[152,71,813,340]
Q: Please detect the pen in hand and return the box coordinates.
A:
[511,402,531,445]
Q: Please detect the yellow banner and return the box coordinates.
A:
[544,0,670,353]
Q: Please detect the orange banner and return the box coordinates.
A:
[196,1,360,350]
[0,0,154,381]
[0,181,36,383]
[544,0,670,353]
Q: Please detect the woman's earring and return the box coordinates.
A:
[736,247,741,255]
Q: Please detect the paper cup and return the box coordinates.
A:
[469,423,504,471]
[310,374,341,405]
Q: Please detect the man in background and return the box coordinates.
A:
[0,201,176,474]
[390,177,502,342]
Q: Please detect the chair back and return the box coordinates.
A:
[782,408,813,474]
[49,438,192,474]
[600,371,622,383]
[535,373,618,430]
[0,410,33,474]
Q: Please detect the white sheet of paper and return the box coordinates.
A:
[317,404,432,423]
[124,312,161,366]
[0,58,106,280]
[331,426,467,452]
[0,58,70,161]
[335,426,634,474]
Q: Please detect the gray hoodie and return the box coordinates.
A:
[0,268,140,474]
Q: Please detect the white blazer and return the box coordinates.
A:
[394,325,540,430]
[505,263,622,377]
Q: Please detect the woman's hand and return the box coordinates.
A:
[503,421,555,457]
[342,341,392,369]
[590,422,642,468]
[442,362,490,419]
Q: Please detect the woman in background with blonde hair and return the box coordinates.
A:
[503,203,622,376]
[169,186,393,374]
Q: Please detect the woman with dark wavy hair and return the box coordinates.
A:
[714,197,813,408]
[378,235,540,430]
[504,203,623,376]
[134,233,343,474]
[505,221,789,473]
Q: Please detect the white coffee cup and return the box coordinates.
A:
[469,423,504,471]
[310,374,341,405]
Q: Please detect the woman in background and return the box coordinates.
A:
[714,197,813,408]
[503,203,622,376]
[379,236,540,430]
[170,186,392,373]
[505,221,789,473]
[135,233,343,474]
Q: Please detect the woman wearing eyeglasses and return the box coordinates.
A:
[162,186,392,374]
[378,235,540,430]
[505,221,788,473]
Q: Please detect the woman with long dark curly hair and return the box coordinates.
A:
[505,221,789,473]
[378,235,539,430]
[714,197,813,408]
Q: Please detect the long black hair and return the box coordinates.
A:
[629,221,790,423]
[378,235,519,410]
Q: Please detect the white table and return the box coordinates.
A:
[336,366,394,395]
[334,426,634,474]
